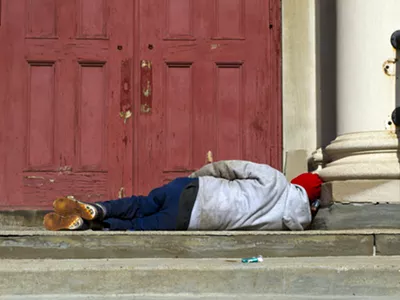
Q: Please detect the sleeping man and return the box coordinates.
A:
[44,160,323,231]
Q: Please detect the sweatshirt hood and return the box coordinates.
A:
[282,184,312,230]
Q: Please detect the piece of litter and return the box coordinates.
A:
[241,255,263,263]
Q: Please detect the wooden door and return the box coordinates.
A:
[0,0,282,208]
[135,0,282,194]
[0,0,134,208]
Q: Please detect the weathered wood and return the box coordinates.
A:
[0,1,134,208]
[1,0,282,208]
[134,0,282,195]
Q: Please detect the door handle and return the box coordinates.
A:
[140,60,152,114]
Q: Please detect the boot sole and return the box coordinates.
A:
[53,197,97,220]
[43,213,83,231]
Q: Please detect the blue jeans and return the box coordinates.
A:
[98,177,197,230]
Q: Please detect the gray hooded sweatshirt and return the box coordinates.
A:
[187,160,312,231]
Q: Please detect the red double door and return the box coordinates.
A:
[0,0,281,209]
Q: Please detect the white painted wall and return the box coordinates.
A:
[282,0,318,166]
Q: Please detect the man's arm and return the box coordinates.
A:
[189,160,279,184]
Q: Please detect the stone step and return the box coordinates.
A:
[4,205,400,231]
[0,295,399,300]
[1,257,400,297]
[311,204,400,230]
[0,230,384,259]
[3,229,400,259]
[0,210,49,228]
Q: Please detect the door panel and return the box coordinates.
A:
[135,0,282,195]
[1,0,133,208]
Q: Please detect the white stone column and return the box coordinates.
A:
[318,0,400,204]
[336,0,397,134]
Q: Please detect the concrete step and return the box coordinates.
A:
[5,205,400,231]
[1,295,399,300]
[1,257,400,297]
[0,210,49,228]
[3,229,400,259]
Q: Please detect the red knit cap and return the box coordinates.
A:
[290,173,323,202]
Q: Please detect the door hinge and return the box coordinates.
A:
[119,110,132,124]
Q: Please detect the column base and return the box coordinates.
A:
[318,130,399,182]
[321,179,400,206]
[313,130,400,229]
[311,203,400,230]
[317,130,399,204]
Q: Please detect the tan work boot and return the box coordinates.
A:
[43,212,85,231]
[52,197,105,221]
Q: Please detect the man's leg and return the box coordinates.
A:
[99,185,171,219]
[104,210,177,231]
[44,194,163,232]
[102,178,196,230]
[99,194,160,220]
[52,185,168,222]
[46,178,193,231]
